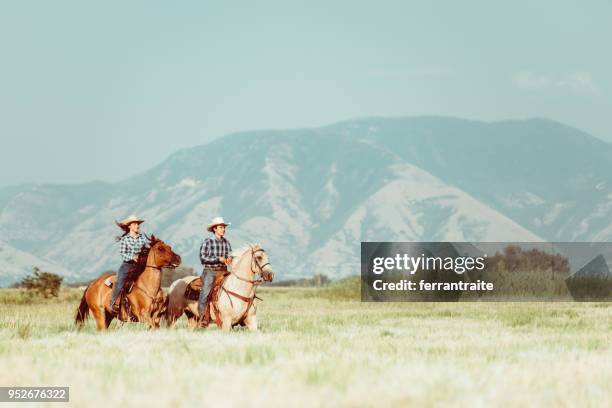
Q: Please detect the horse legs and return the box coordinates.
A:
[148,303,166,330]
[184,309,198,330]
[104,310,115,329]
[142,304,157,330]
[152,305,164,329]
[128,294,155,329]
[243,313,258,331]
[165,309,185,329]
[91,305,107,331]
[149,310,160,330]
[164,303,177,328]
[221,316,232,333]
[151,291,166,330]
[165,313,177,328]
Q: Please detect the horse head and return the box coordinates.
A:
[250,244,274,282]
[148,235,182,269]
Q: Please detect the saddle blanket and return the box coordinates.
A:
[103,275,133,293]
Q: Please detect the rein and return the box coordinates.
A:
[229,248,268,285]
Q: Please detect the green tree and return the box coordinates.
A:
[20,267,64,298]
[313,273,330,287]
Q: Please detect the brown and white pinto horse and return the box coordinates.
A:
[75,235,181,330]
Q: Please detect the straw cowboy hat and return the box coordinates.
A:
[118,214,145,229]
[207,216,231,232]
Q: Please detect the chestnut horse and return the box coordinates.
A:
[165,244,273,332]
[75,235,181,330]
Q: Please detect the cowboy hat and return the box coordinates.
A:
[118,214,145,228]
[207,216,231,232]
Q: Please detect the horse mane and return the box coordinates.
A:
[230,243,261,266]
[124,235,160,285]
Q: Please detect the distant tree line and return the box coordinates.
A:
[487,245,569,273]
[9,266,330,293]
[267,273,330,287]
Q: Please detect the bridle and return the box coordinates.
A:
[230,247,271,285]
[252,248,271,274]
[145,243,162,270]
[144,242,180,270]
[216,246,271,324]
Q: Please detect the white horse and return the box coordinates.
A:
[164,244,274,332]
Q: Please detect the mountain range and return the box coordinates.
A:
[1,116,611,286]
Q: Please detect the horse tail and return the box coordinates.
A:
[162,293,172,325]
[75,286,90,326]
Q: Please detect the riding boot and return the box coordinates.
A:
[111,298,120,314]
[198,303,211,328]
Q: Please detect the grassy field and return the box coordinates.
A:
[1,279,612,407]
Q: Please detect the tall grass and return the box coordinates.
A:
[1,286,611,407]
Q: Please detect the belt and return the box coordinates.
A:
[207,266,227,272]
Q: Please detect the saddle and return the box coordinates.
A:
[184,271,230,301]
[184,272,241,328]
[103,275,138,322]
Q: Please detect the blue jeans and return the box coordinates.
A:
[110,261,131,306]
[198,268,216,316]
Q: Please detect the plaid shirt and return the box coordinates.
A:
[200,236,232,268]
[119,233,147,262]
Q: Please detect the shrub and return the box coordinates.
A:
[20,267,64,298]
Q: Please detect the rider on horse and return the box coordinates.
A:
[197,216,233,326]
[111,214,146,314]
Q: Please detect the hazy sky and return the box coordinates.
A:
[1,1,610,187]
